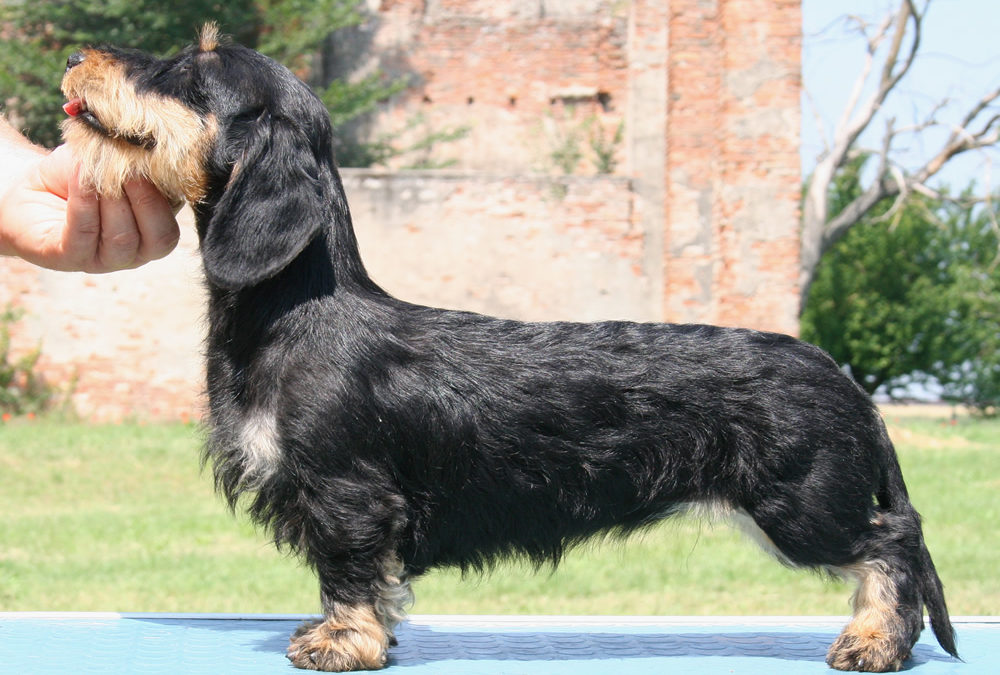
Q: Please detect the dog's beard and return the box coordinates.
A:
[63,97,157,150]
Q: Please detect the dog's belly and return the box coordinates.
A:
[403,485,786,574]
[397,451,705,572]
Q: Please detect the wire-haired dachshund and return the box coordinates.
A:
[60,25,957,672]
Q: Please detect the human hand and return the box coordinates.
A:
[0,144,180,272]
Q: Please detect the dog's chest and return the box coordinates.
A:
[236,409,283,482]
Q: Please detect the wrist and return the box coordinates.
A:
[0,116,49,258]
[0,120,47,181]
[0,181,22,258]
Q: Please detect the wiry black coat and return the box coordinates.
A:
[212,265,886,575]
[76,35,956,671]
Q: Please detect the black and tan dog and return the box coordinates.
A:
[60,25,957,672]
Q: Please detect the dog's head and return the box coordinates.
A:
[61,24,339,289]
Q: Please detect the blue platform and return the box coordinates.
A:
[0,613,989,673]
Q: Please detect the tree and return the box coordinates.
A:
[0,1,258,147]
[252,0,409,165]
[801,0,1000,312]
[0,0,402,161]
[802,158,1000,410]
[802,158,952,395]
[926,199,1000,414]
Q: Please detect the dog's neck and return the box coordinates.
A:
[196,175,386,331]
[322,174,382,297]
[198,170,379,287]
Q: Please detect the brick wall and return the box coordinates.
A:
[347,171,649,321]
[340,0,632,174]
[1,216,206,422]
[663,0,801,332]
[1,173,643,421]
[340,0,802,331]
[1,0,802,421]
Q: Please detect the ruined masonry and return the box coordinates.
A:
[1,0,801,421]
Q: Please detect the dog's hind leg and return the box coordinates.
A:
[823,499,958,673]
[742,501,925,672]
[826,553,923,672]
[741,460,954,673]
[286,554,412,672]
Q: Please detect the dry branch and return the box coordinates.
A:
[800,0,1000,312]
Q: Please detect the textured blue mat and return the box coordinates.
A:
[0,614,987,673]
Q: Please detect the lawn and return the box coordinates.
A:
[0,410,997,616]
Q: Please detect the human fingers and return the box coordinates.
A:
[123,180,180,263]
[61,160,104,270]
[95,189,143,271]
[34,144,73,199]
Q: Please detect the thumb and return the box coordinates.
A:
[33,144,77,200]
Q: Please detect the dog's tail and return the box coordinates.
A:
[874,422,959,659]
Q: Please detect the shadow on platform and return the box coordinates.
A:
[133,617,953,670]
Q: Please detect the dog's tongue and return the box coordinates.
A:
[63,98,85,117]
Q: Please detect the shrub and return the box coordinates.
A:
[0,307,56,416]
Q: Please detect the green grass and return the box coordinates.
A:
[0,413,997,615]
[0,423,317,613]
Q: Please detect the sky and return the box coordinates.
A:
[801,0,1000,190]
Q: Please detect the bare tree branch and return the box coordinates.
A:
[837,0,919,166]
[831,13,889,152]
[799,0,1000,313]
[875,166,911,227]
[800,2,925,304]
[803,89,831,158]
[914,88,1000,183]
[878,1,918,94]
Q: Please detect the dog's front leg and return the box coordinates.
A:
[287,598,390,671]
[287,554,411,672]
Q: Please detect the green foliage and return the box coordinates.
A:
[0,307,53,416]
[801,157,1000,411]
[0,1,450,167]
[251,0,412,166]
[542,108,625,175]
[0,0,258,147]
[544,107,586,175]
[924,206,1000,414]
[254,0,358,71]
[350,112,471,170]
[319,74,404,129]
[587,118,624,175]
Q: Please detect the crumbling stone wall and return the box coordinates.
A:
[339,0,801,331]
[1,174,642,421]
[663,0,801,331]
[1,0,801,421]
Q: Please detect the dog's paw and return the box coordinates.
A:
[286,618,388,672]
[826,629,909,672]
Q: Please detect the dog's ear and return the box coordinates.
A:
[200,112,326,290]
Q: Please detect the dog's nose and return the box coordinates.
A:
[66,51,85,71]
